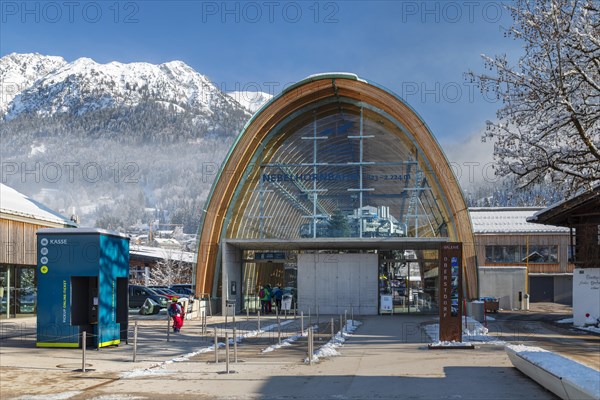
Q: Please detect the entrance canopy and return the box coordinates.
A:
[197,73,477,298]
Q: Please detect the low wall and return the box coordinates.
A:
[478,267,526,310]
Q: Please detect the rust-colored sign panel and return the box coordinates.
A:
[439,242,463,342]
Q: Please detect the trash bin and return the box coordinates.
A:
[225,300,236,316]
[521,293,530,311]
[467,301,485,322]
[281,294,292,311]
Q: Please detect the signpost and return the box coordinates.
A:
[439,243,463,342]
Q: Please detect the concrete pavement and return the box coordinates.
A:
[0,313,562,399]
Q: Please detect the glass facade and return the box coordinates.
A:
[0,265,37,318]
[226,105,451,241]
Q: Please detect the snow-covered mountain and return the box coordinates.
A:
[227,91,273,114]
[1,53,250,122]
[0,53,67,116]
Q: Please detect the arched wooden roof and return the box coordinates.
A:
[196,74,477,298]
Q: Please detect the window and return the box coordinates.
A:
[484,245,559,264]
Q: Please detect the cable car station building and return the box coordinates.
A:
[196,74,477,315]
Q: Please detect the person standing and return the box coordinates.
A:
[168,297,184,333]
[265,284,273,314]
[273,286,283,311]
[259,286,268,314]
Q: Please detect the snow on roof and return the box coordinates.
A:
[0,184,76,227]
[469,207,570,234]
[130,245,195,263]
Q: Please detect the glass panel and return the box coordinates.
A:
[16,267,36,314]
[0,267,7,317]
[485,246,493,262]
[228,107,451,240]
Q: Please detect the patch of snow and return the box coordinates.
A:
[0,183,76,226]
[121,319,294,378]
[557,317,574,324]
[30,143,46,155]
[14,392,82,400]
[425,317,505,345]
[577,325,600,334]
[227,91,273,113]
[305,320,362,363]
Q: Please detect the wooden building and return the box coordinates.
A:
[527,185,599,325]
[470,207,574,305]
[0,184,76,318]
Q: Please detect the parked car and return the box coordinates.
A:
[149,286,180,298]
[170,284,196,297]
[129,284,169,308]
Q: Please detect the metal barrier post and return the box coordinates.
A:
[316,305,319,326]
[133,322,138,363]
[308,328,313,365]
[225,332,230,374]
[331,318,334,339]
[82,331,87,372]
[257,311,261,331]
[214,328,219,364]
[344,310,347,331]
[277,312,281,344]
[351,307,354,326]
[340,314,343,334]
[233,327,238,363]
[301,311,304,334]
[167,314,171,342]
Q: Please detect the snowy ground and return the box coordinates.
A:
[425,317,505,346]
[306,320,362,363]
[556,317,600,334]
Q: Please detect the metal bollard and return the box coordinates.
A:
[340,315,343,334]
[225,332,230,374]
[351,307,354,327]
[133,322,138,363]
[167,315,171,342]
[233,327,238,363]
[308,307,311,326]
[82,331,87,372]
[331,318,334,339]
[308,328,314,365]
[316,305,320,326]
[301,311,304,334]
[277,314,281,344]
[246,305,249,321]
[257,311,261,331]
[214,328,219,364]
[344,310,347,331]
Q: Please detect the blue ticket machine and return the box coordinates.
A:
[36,228,129,348]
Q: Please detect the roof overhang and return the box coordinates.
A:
[527,185,600,227]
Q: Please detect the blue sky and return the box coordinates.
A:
[1,1,521,147]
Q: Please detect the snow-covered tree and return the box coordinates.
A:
[467,0,599,194]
